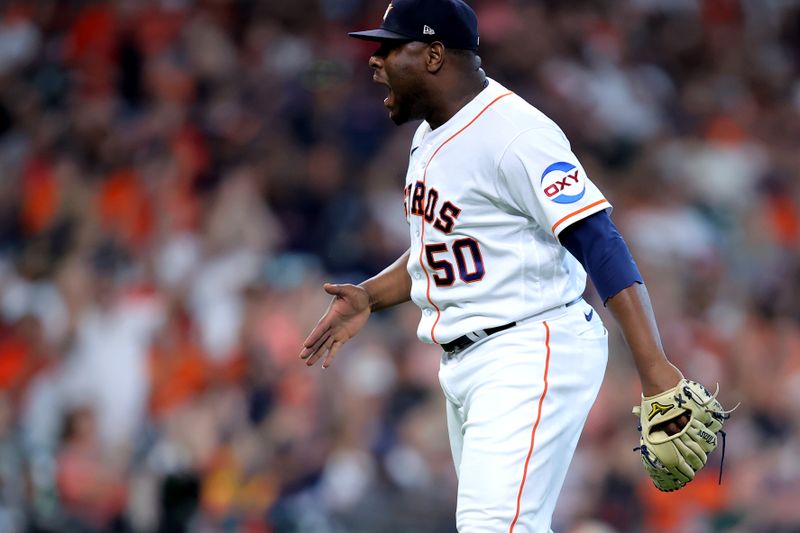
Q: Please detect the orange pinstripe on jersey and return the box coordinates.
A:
[419,91,513,344]
[550,199,609,235]
[509,320,551,532]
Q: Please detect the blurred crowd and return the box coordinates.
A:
[0,0,799,531]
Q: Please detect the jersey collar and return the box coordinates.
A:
[420,77,509,141]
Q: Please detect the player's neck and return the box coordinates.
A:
[426,74,488,130]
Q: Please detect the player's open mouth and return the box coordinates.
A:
[374,76,394,109]
[384,88,395,109]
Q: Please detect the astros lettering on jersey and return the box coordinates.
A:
[403,78,611,345]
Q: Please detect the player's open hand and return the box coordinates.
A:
[299,283,371,368]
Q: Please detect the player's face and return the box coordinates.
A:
[369,40,429,125]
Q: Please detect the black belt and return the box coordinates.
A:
[441,296,584,354]
[441,322,516,353]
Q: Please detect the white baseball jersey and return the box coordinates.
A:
[403,78,612,345]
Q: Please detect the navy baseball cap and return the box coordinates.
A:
[349,0,479,51]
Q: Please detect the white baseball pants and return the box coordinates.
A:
[438,300,608,532]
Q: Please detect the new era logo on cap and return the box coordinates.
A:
[349,0,479,51]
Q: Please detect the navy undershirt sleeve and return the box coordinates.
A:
[559,210,643,304]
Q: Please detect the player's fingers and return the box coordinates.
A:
[301,322,331,351]
[668,413,690,435]
[300,331,331,361]
[299,342,321,361]
[324,283,366,304]
[306,337,334,367]
[322,340,344,369]
[323,283,348,297]
[659,413,690,436]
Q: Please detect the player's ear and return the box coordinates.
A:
[426,42,445,73]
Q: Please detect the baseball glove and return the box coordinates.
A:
[632,379,735,492]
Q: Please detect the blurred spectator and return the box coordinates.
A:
[56,407,128,532]
[0,393,25,532]
[147,304,210,421]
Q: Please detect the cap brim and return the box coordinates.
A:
[348,28,413,42]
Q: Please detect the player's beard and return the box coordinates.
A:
[387,84,428,126]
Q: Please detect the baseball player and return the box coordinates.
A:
[300,1,730,531]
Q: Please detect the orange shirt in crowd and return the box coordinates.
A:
[148,336,210,419]
[640,470,729,531]
[97,168,153,248]
[20,157,58,235]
